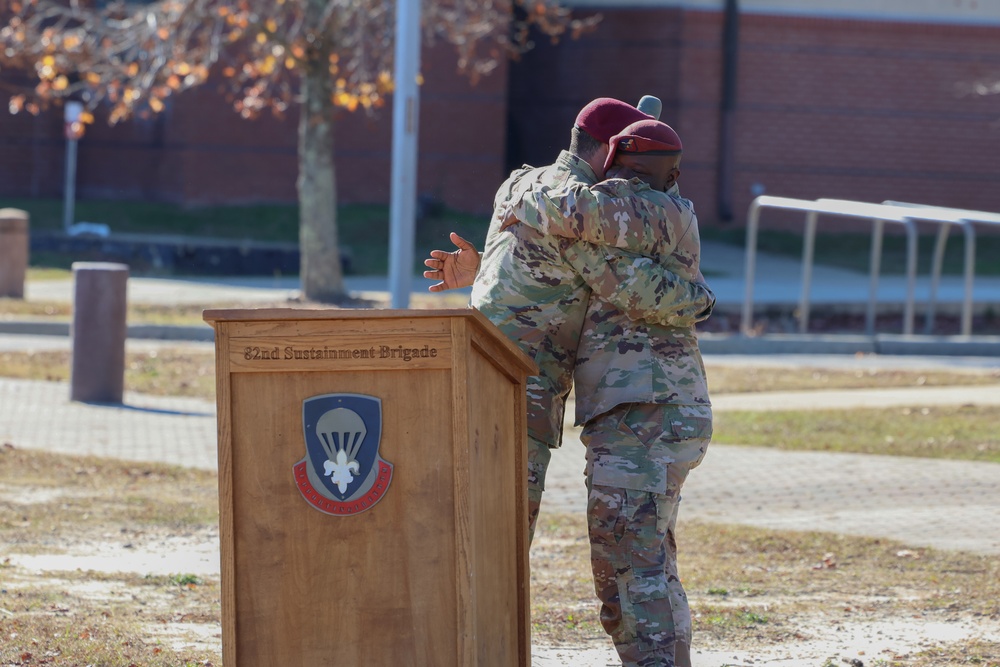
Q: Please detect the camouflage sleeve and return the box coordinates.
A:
[564,241,716,326]
[506,178,696,260]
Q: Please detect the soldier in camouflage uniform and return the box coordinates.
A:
[463,98,716,545]
[425,105,713,666]
[510,119,711,667]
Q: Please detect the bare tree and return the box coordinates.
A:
[0,0,598,301]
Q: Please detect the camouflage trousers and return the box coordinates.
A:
[581,403,712,667]
[527,434,553,545]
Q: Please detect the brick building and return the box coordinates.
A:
[0,41,511,216]
[2,0,1000,226]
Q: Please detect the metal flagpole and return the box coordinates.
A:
[388,0,422,308]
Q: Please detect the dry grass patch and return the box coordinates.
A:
[4,350,999,406]
[1,569,220,667]
[706,364,1000,393]
[530,513,1000,665]
[2,447,999,666]
[529,514,605,644]
[906,640,1000,666]
[1,447,220,666]
[0,298,70,318]
[0,349,216,399]
[0,446,217,545]
[714,405,1000,462]
[1,292,471,328]
[24,268,72,282]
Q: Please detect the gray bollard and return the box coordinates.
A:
[70,262,129,403]
[0,208,29,299]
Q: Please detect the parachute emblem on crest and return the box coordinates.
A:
[316,408,365,494]
[293,393,394,516]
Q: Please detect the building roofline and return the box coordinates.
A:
[564,0,1000,27]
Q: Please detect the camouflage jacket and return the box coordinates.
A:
[472,151,714,447]
[506,171,712,424]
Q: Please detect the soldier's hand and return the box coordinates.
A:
[423,232,480,292]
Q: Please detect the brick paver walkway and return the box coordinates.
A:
[3,375,997,556]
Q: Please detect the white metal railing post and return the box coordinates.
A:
[903,223,918,335]
[924,223,951,333]
[883,200,995,336]
[961,222,976,336]
[798,210,818,333]
[902,215,976,337]
[815,199,922,337]
[740,199,762,335]
[866,219,884,336]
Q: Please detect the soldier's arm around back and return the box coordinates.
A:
[564,242,716,327]
[505,177,694,261]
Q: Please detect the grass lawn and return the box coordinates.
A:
[2,348,997,401]
[713,405,1000,463]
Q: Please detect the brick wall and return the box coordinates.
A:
[508,7,1000,229]
[730,13,1000,227]
[0,103,67,198]
[0,42,508,217]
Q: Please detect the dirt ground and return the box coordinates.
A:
[3,496,999,667]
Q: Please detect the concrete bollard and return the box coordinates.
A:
[70,262,129,403]
[0,208,29,299]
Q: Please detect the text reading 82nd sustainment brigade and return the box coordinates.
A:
[243,344,440,362]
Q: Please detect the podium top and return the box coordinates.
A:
[203,307,538,376]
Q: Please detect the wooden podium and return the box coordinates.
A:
[203,308,537,667]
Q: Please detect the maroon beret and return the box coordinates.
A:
[603,119,684,174]
[574,97,654,144]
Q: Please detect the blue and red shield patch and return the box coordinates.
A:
[293,393,393,515]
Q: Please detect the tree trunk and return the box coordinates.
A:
[297,50,345,302]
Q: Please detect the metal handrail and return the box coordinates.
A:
[821,199,977,336]
[882,201,1000,225]
[742,196,919,337]
[878,201,987,336]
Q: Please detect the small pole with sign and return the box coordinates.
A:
[63,101,84,234]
